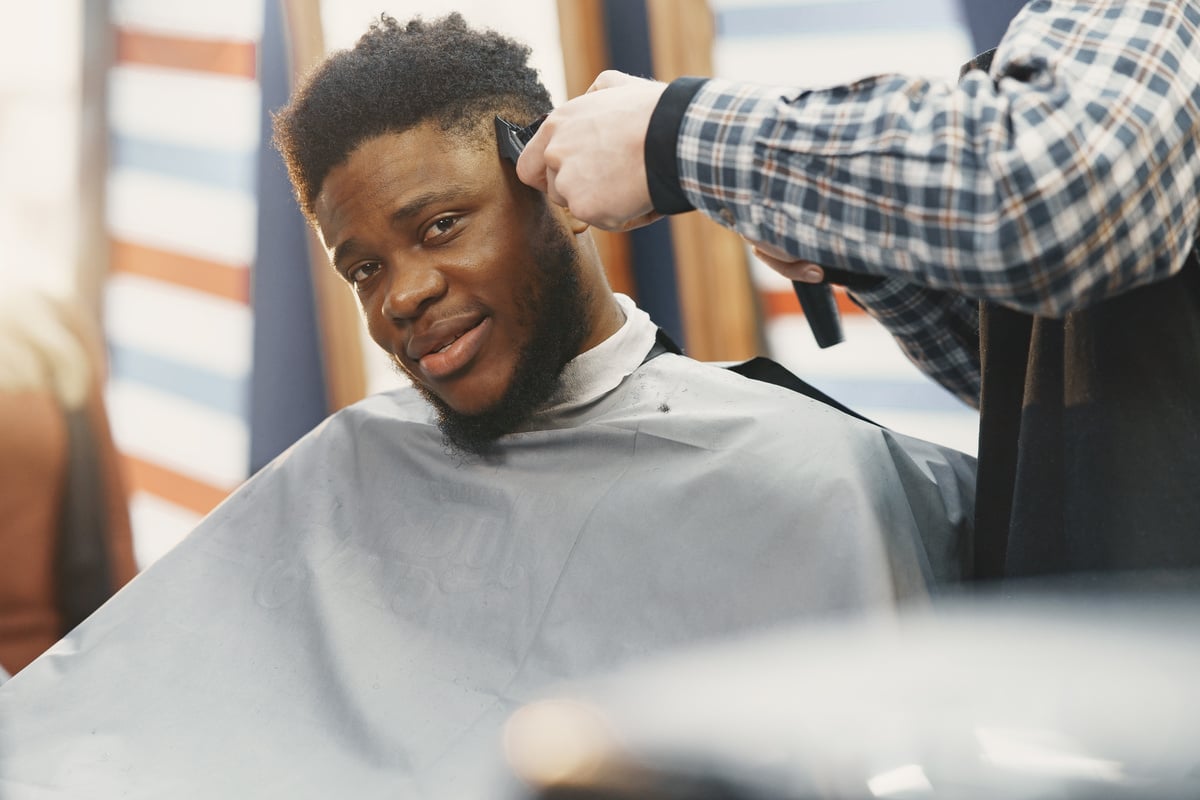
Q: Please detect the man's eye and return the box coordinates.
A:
[424,216,460,242]
[348,262,381,285]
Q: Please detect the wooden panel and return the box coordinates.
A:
[554,0,637,299]
[280,0,368,413]
[646,0,760,361]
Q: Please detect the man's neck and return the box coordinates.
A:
[534,293,657,419]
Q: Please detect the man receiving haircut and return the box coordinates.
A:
[275,15,622,455]
[0,15,974,798]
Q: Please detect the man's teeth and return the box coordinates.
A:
[435,334,461,354]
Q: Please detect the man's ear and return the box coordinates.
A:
[554,205,591,235]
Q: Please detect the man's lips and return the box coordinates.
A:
[411,316,491,380]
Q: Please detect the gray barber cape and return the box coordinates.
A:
[0,299,974,798]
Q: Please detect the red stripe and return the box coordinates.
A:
[761,287,863,319]
[123,455,232,518]
[116,28,256,79]
[110,238,250,304]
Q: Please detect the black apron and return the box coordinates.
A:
[960,48,1200,580]
[974,250,1200,579]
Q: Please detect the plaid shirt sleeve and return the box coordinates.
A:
[657,0,1200,404]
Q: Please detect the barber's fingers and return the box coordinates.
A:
[517,75,665,229]
[542,158,658,231]
[586,69,641,93]
[516,127,551,192]
[751,245,825,284]
[544,168,609,226]
[543,167,569,209]
[516,128,569,209]
[612,210,664,233]
[520,122,654,229]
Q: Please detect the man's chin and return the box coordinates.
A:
[400,373,573,458]
[392,367,526,457]
[420,384,537,458]
[435,405,517,458]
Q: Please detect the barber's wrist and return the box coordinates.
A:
[646,76,707,215]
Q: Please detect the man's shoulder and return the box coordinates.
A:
[640,352,853,411]
[599,351,881,444]
[267,384,435,461]
[331,384,432,424]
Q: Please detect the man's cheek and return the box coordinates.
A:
[363,311,394,355]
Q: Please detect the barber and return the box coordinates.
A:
[518,0,1200,581]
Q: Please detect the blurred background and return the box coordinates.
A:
[0,0,1022,578]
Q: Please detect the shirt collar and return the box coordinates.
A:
[534,293,658,417]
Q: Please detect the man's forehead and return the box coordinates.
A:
[313,121,508,240]
[373,117,479,152]
[346,120,497,178]
[327,122,496,188]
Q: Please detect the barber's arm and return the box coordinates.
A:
[519,0,1200,401]
[521,0,1200,317]
[518,70,984,400]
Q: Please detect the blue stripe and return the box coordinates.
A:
[110,134,257,194]
[109,344,249,419]
[716,0,966,38]
[806,376,974,414]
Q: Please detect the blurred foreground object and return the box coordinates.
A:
[508,586,1200,800]
[0,286,137,676]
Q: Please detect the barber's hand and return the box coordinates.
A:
[752,243,825,284]
[517,70,667,232]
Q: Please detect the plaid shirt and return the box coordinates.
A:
[650,0,1200,406]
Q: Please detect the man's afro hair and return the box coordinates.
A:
[273,13,553,218]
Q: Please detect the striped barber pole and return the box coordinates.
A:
[103,0,265,567]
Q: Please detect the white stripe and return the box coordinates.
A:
[765,316,978,454]
[113,0,263,42]
[107,379,250,490]
[712,0,867,8]
[766,314,935,380]
[749,248,800,291]
[109,64,261,151]
[105,274,252,378]
[855,408,978,455]
[715,29,973,86]
[107,168,257,266]
[129,492,204,570]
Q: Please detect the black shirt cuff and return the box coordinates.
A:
[646,76,707,215]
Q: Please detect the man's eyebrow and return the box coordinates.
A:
[330,239,364,272]
[330,184,473,269]
[390,185,470,223]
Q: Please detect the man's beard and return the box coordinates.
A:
[401,212,593,458]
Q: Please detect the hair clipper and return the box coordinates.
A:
[495,115,545,164]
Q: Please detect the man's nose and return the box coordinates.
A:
[381,262,446,321]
